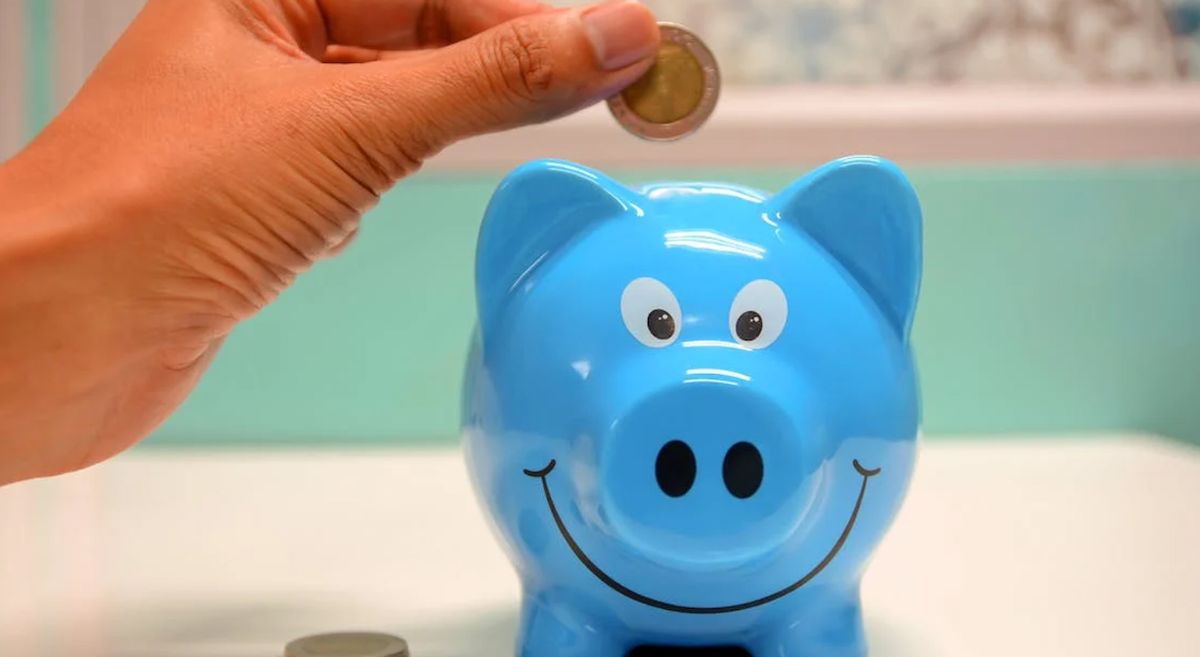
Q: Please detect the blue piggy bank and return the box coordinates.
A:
[462,156,922,657]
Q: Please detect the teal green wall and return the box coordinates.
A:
[15,0,1200,444]
[24,0,53,139]
[147,164,1200,445]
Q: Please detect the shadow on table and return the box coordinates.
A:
[413,607,927,657]
[88,599,926,657]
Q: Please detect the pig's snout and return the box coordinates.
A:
[599,379,818,569]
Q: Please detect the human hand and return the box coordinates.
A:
[0,0,659,484]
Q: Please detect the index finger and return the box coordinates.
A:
[317,0,550,51]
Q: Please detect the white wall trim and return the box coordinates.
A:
[428,85,1200,171]
[0,0,27,160]
[54,0,88,113]
[53,0,145,113]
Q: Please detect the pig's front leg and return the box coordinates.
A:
[749,595,866,657]
[516,593,626,657]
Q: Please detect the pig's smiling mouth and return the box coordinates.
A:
[522,458,881,615]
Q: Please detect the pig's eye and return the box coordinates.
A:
[621,277,681,347]
[647,310,676,340]
[729,280,787,348]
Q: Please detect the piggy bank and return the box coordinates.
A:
[462,156,922,657]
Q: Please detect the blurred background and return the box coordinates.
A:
[3,3,1200,657]
[1,0,1198,446]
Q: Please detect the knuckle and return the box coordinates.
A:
[488,21,556,104]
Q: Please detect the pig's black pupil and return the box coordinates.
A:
[647,309,675,340]
[736,311,763,341]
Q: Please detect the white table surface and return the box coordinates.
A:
[2,435,1198,657]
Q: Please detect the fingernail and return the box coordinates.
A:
[582,1,658,71]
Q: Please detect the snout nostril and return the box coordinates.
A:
[655,440,696,497]
[723,442,764,499]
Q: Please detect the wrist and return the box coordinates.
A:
[0,152,162,483]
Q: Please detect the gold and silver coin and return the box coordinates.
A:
[284,632,409,657]
[607,22,720,141]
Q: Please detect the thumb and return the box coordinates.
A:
[365,0,660,151]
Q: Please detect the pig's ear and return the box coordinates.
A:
[475,159,637,336]
[768,156,923,339]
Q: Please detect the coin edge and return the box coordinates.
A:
[284,632,410,657]
[607,22,721,142]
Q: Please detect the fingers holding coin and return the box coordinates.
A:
[607,23,720,141]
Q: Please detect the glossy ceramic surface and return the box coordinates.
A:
[462,157,923,657]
